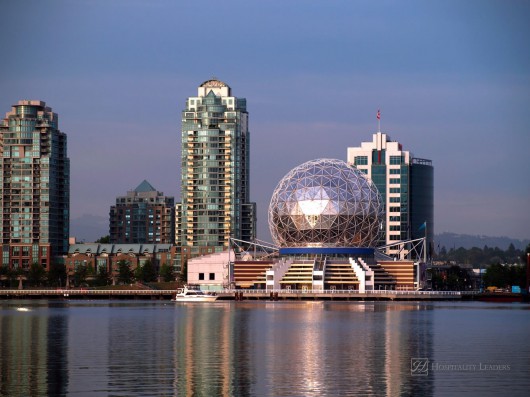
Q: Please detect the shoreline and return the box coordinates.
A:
[1,289,526,302]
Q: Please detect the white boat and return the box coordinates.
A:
[172,286,218,302]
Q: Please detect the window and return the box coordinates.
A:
[354,156,368,166]
[389,178,400,184]
[209,273,215,280]
[199,273,204,280]
[390,156,402,165]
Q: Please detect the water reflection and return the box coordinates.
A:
[0,300,528,396]
[171,301,435,396]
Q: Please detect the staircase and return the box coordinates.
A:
[265,258,293,290]
[324,259,359,290]
[280,260,314,288]
[362,257,396,289]
[233,260,274,288]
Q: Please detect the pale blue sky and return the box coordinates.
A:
[1,0,529,242]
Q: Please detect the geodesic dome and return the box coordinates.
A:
[268,158,384,248]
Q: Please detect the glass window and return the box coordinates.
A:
[209,273,215,280]
[354,156,368,166]
[389,156,402,165]
[199,273,204,280]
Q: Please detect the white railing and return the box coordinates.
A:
[0,289,480,296]
[220,289,466,296]
[0,289,176,295]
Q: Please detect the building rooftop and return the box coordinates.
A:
[134,180,157,193]
[68,244,173,255]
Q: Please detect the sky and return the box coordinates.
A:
[1,0,529,243]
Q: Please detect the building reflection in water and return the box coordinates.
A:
[0,300,434,396]
[0,301,68,397]
[172,301,434,396]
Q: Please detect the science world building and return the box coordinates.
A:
[188,159,418,291]
[268,158,383,249]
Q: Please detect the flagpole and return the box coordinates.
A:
[424,221,427,263]
[377,109,381,132]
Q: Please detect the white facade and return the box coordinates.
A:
[187,250,233,290]
[347,132,412,257]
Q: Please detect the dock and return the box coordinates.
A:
[0,289,467,301]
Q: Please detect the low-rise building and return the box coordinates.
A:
[65,243,180,285]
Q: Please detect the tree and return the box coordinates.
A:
[47,262,66,288]
[134,260,157,283]
[73,264,89,287]
[117,260,134,285]
[11,267,25,289]
[27,262,46,287]
[95,266,111,286]
[178,259,188,284]
[159,263,175,282]
[521,243,530,264]
[0,265,10,288]
[483,263,526,289]
[95,235,110,243]
[435,244,525,267]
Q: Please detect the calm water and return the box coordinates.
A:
[0,299,529,396]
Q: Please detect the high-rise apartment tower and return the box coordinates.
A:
[176,79,256,252]
[0,100,70,269]
[347,132,433,258]
[110,180,175,244]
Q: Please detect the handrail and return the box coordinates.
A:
[221,289,469,296]
[0,289,176,295]
[0,288,481,296]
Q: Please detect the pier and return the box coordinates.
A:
[0,289,468,301]
[222,289,465,301]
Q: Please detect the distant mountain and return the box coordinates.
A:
[435,232,530,251]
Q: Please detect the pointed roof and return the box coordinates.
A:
[134,180,156,193]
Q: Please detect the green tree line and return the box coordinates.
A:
[429,243,530,291]
[436,243,527,266]
[0,260,181,289]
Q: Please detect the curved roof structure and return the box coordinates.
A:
[268,158,384,248]
[199,79,229,88]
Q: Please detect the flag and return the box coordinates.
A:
[418,221,426,231]
[376,109,381,120]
